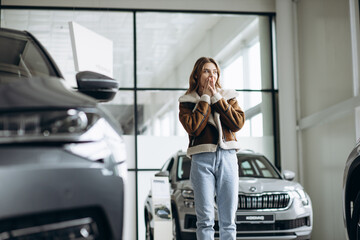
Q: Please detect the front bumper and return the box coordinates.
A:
[176,197,312,240]
[181,214,311,240]
[0,150,125,240]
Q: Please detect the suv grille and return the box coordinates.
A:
[238,193,291,210]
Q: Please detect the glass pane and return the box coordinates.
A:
[136,12,271,89]
[221,16,272,90]
[248,42,261,89]
[222,56,243,89]
[137,90,188,169]
[1,9,134,88]
[137,90,186,136]
[101,90,135,169]
[236,92,275,162]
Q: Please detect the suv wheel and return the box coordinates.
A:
[145,215,153,240]
[351,192,360,240]
[172,207,182,240]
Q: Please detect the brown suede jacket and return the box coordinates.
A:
[179,89,245,157]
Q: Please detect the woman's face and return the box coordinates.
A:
[197,62,218,95]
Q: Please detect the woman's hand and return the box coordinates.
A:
[203,78,217,96]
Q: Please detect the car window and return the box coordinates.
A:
[177,155,191,181]
[0,32,57,80]
[167,158,174,172]
[238,155,281,179]
[255,159,273,177]
[240,160,256,176]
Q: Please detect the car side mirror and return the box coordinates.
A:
[282,170,295,181]
[76,71,119,102]
[155,171,169,178]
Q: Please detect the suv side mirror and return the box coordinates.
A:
[155,171,169,178]
[76,71,118,102]
[282,170,295,181]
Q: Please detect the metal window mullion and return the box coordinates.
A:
[269,15,281,171]
[133,11,139,240]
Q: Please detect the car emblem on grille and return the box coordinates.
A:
[249,186,256,192]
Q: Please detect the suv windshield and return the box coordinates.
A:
[0,30,57,80]
[238,155,281,179]
[177,154,281,181]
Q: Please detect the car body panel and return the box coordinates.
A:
[0,147,124,238]
[0,77,96,109]
[238,178,302,194]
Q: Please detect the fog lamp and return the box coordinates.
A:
[184,200,195,208]
[181,189,194,199]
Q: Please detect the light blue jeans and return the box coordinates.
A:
[190,148,238,240]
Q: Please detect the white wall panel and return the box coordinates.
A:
[302,115,355,240]
[296,0,355,239]
[297,0,353,117]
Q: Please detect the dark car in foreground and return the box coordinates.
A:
[0,28,126,239]
[343,139,360,240]
[145,150,313,240]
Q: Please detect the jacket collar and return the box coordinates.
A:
[178,91,200,103]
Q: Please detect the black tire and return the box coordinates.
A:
[172,207,182,240]
[351,191,360,240]
[145,214,154,240]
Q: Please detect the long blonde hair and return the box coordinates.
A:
[186,57,222,94]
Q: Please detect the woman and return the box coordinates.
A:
[178,57,245,240]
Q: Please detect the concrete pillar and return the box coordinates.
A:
[258,16,274,160]
[275,0,299,176]
[349,0,360,140]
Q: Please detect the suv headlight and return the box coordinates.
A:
[293,189,309,206]
[0,109,100,143]
[181,189,194,199]
[0,109,127,179]
[182,189,194,208]
[64,114,127,179]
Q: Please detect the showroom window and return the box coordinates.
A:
[0,8,277,240]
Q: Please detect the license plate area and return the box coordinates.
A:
[236,214,275,224]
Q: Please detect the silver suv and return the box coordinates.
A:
[145,150,313,240]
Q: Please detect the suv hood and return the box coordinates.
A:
[177,177,302,194]
[238,177,302,194]
[0,77,96,110]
